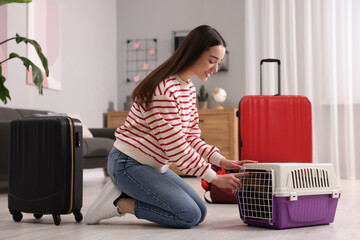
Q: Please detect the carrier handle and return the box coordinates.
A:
[260,58,281,96]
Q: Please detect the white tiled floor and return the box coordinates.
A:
[0,170,359,240]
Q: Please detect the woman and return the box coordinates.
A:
[85,25,255,228]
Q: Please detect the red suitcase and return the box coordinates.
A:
[237,59,312,163]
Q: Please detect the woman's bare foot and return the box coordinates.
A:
[117,198,135,215]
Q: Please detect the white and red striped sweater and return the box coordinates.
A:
[114,75,224,183]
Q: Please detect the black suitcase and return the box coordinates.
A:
[8,116,83,225]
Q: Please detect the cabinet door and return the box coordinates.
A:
[198,113,231,158]
[107,111,129,128]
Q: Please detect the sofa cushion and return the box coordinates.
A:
[16,108,49,118]
[83,137,114,158]
[0,107,22,121]
[67,113,94,138]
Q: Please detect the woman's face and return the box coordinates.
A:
[191,45,226,82]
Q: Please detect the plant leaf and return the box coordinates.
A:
[15,34,49,77]
[9,52,43,95]
[0,66,11,104]
[0,0,32,6]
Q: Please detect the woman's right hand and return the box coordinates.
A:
[211,172,250,191]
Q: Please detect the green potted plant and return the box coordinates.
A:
[197,84,208,109]
[0,0,49,104]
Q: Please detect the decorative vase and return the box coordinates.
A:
[198,101,208,109]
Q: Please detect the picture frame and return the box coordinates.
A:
[218,50,229,72]
[172,30,189,52]
[27,0,62,91]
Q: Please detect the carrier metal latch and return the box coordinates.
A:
[332,190,340,198]
[290,192,298,201]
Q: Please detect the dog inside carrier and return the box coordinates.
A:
[235,163,341,229]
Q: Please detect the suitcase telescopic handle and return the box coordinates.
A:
[260,58,281,96]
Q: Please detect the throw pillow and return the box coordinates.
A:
[67,113,94,138]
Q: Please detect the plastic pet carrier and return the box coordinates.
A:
[235,163,341,229]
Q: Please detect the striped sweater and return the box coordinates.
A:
[114,75,224,183]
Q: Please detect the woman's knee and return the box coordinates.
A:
[176,205,203,229]
[197,202,207,224]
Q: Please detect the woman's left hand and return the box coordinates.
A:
[220,158,258,170]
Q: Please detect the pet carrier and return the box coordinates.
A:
[236,163,341,229]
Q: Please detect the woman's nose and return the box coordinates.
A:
[213,64,219,73]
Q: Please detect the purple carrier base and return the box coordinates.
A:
[237,194,340,229]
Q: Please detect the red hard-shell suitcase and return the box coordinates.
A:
[8,117,83,225]
[237,59,312,163]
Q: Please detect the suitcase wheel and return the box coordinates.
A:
[10,210,23,222]
[34,214,43,219]
[73,210,83,222]
[52,214,61,226]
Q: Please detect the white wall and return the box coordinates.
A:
[116,0,246,110]
[2,0,246,128]
[1,0,118,127]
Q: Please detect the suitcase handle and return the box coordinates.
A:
[260,58,281,95]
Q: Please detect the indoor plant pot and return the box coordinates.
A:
[197,84,208,109]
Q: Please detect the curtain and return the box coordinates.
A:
[245,0,360,179]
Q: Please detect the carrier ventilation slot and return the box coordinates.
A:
[238,170,273,222]
[291,168,329,189]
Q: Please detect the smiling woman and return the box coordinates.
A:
[181,45,225,83]
[84,25,257,229]
[132,25,227,109]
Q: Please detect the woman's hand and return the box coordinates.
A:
[211,172,250,191]
[212,158,258,190]
[220,158,258,170]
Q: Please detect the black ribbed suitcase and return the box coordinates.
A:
[8,117,83,225]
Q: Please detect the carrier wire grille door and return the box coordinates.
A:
[235,163,341,229]
[238,170,273,222]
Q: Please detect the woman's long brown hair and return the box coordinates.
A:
[132,25,227,109]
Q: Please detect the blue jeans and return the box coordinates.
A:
[107,147,207,229]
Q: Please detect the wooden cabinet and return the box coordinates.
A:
[107,111,128,128]
[197,108,238,160]
[107,108,239,175]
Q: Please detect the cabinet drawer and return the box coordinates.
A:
[202,133,229,148]
[202,134,230,157]
[198,114,229,132]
